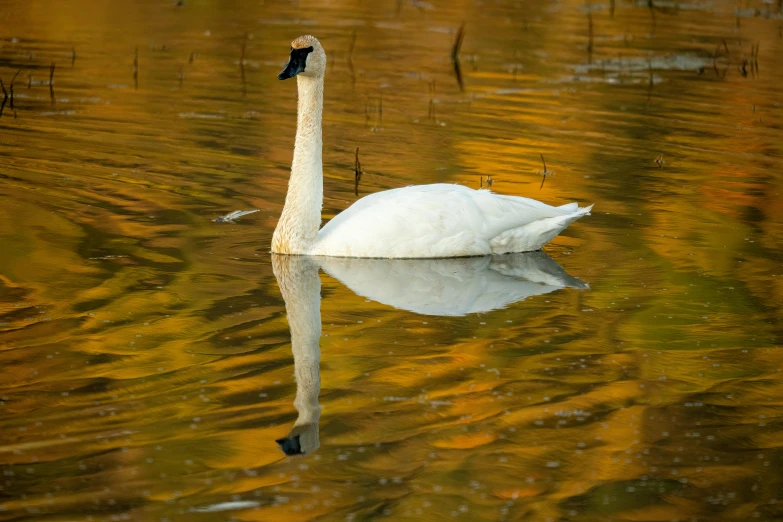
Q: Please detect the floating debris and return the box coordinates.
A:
[538,154,554,189]
[190,501,260,513]
[213,210,259,223]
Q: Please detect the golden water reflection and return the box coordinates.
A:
[1,0,782,520]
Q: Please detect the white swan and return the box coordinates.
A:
[273,35,593,259]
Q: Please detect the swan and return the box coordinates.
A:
[273,35,593,259]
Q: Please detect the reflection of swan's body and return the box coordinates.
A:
[272,253,586,455]
[272,35,593,259]
[319,252,587,316]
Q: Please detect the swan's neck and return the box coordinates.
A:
[272,255,322,440]
[272,75,324,254]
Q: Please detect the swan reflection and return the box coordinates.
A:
[272,253,587,455]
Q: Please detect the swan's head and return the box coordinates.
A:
[278,35,327,80]
[275,421,320,456]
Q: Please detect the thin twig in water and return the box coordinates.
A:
[452,22,466,91]
[9,68,21,110]
[587,6,594,60]
[240,33,248,96]
[347,30,357,87]
[348,30,357,60]
[451,22,465,62]
[354,147,364,196]
[751,41,760,74]
[428,79,436,120]
[648,0,657,32]
[647,58,654,101]
[0,79,7,117]
[539,154,551,189]
[49,62,55,104]
[133,48,138,89]
[240,33,247,65]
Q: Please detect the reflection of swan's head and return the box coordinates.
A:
[276,421,320,456]
[278,35,327,80]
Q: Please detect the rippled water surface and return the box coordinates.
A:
[1,0,782,520]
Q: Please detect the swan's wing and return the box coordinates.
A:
[318,253,586,316]
[313,184,589,258]
[315,185,488,257]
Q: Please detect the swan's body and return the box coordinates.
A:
[273,35,592,259]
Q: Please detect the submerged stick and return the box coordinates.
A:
[49,62,55,104]
[451,22,465,62]
[428,79,435,120]
[452,22,466,91]
[0,79,7,117]
[647,58,654,101]
[133,48,138,89]
[587,11,594,60]
[539,154,548,189]
[348,29,357,60]
[347,30,357,87]
[354,147,364,196]
[240,33,248,96]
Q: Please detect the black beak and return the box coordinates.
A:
[276,435,304,455]
[278,46,314,80]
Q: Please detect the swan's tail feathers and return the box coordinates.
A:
[490,203,593,254]
[561,202,593,216]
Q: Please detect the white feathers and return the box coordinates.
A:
[213,209,259,223]
[272,35,592,259]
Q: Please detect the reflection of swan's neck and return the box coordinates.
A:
[272,255,321,454]
[272,75,324,255]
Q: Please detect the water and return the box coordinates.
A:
[1,0,782,520]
